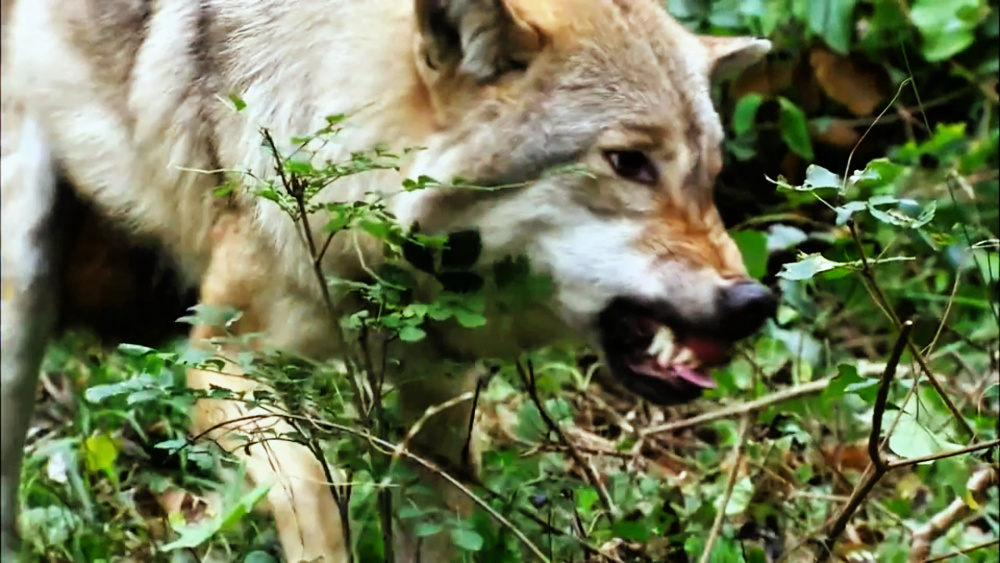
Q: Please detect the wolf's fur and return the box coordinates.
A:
[1,0,772,560]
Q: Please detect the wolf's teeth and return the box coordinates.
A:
[674,348,695,366]
[656,347,672,367]
[647,326,675,360]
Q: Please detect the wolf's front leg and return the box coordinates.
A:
[186,213,348,563]
[1,116,65,559]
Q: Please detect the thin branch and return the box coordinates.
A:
[260,127,337,322]
[906,339,976,440]
[923,269,962,357]
[840,78,913,196]
[460,374,487,471]
[477,487,624,563]
[698,415,751,563]
[516,359,616,518]
[888,438,1000,469]
[818,320,913,561]
[641,377,831,437]
[925,539,1000,563]
[391,391,476,468]
[869,320,914,472]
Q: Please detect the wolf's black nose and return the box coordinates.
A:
[716,280,778,341]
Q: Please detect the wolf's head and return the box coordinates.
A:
[397,0,777,405]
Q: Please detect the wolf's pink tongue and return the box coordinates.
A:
[671,365,717,389]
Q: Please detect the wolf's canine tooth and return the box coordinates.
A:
[647,326,675,359]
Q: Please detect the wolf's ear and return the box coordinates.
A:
[700,36,771,82]
[415,0,543,82]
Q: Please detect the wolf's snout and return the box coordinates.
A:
[715,280,777,341]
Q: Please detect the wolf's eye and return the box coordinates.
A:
[603,150,658,185]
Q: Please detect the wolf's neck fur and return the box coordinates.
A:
[205,0,440,294]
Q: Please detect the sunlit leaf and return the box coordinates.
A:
[886,409,964,463]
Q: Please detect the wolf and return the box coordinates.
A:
[1,0,778,561]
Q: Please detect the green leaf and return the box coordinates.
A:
[805,0,859,54]
[732,230,769,280]
[834,201,868,226]
[323,208,352,233]
[771,166,842,193]
[427,304,454,322]
[84,381,133,403]
[154,438,189,452]
[777,254,850,281]
[613,520,652,542]
[732,93,764,136]
[284,159,313,175]
[766,224,808,252]
[722,476,755,516]
[117,343,156,356]
[825,364,879,401]
[515,401,547,442]
[414,522,443,537]
[359,218,391,239]
[826,364,863,398]
[227,93,247,112]
[867,200,936,229]
[886,409,964,462]
[576,487,600,514]
[398,325,427,343]
[971,249,999,283]
[450,528,484,551]
[453,308,487,328]
[243,551,278,563]
[83,433,119,475]
[848,158,906,192]
[778,98,814,160]
[804,165,842,190]
[909,0,983,61]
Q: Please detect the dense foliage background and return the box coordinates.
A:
[16,0,998,562]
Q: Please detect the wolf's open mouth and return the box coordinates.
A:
[597,299,734,405]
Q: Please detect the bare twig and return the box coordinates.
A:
[818,320,913,562]
[698,415,751,563]
[391,390,476,467]
[923,269,962,357]
[868,321,914,472]
[925,539,1000,562]
[516,359,617,518]
[909,467,999,563]
[840,79,913,196]
[477,487,625,563]
[261,128,339,322]
[906,340,976,440]
[460,373,487,472]
[641,377,831,437]
[887,438,1000,469]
